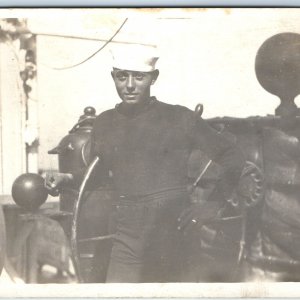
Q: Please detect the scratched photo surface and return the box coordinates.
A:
[1,8,300,297]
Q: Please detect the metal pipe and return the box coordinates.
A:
[78,234,115,243]
[70,156,100,283]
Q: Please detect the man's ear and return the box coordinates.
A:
[151,70,159,85]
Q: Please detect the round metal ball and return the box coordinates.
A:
[255,32,300,116]
[84,106,96,116]
[11,173,48,211]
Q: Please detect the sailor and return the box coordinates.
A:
[45,44,245,282]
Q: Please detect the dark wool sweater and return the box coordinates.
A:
[75,97,245,197]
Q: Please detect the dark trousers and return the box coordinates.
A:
[105,188,188,283]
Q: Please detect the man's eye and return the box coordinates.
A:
[116,74,127,81]
[135,74,145,80]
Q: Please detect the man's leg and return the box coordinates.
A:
[105,203,145,283]
[142,196,188,282]
[105,256,142,283]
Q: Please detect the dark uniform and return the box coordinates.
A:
[73,96,245,282]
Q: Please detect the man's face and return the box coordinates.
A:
[111,68,158,105]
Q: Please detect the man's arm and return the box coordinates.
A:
[191,116,246,200]
[177,112,245,231]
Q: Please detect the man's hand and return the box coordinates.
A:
[177,201,223,234]
[44,172,73,196]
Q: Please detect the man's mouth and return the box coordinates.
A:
[124,94,139,99]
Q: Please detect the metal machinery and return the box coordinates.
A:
[197,32,300,282]
[3,32,300,282]
[48,106,115,282]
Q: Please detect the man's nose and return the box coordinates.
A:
[126,75,136,92]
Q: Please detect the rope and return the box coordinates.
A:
[41,18,128,71]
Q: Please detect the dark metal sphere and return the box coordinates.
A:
[255,32,300,116]
[11,173,48,211]
[84,106,96,116]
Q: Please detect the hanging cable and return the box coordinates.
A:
[41,18,128,71]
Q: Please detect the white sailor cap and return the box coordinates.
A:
[111,44,159,72]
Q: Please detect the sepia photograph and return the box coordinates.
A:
[1,7,300,297]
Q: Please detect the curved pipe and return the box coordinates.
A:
[70,156,100,283]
